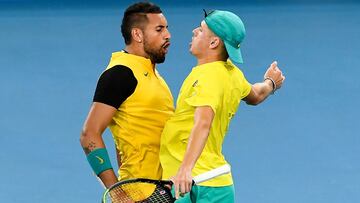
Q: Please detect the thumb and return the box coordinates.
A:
[271,61,278,69]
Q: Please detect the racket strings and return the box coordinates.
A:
[108,182,154,202]
[106,182,173,203]
[144,185,173,203]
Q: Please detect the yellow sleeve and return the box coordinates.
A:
[228,60,251,99]
[240,72,252,99]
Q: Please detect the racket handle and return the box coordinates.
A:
[193,164,231,184]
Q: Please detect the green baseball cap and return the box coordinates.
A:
[204,10,246,63]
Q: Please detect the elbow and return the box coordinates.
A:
[80,128,91,146]
[196,119,212,135]
[245,97,262,106]
[80,126,103,146]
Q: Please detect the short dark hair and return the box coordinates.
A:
[121,2,162,45]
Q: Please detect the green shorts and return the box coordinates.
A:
[173,185,235,203]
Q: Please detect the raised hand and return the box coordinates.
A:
[263,61,285,91]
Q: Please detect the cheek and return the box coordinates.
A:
[148,35,163,46]
[194,35,206,47]
[191,39,201,52]
[144,31,160,42]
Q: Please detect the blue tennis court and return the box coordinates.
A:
[1,0,359,202]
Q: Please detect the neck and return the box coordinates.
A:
[125,44,155,70]
[125,44,147,58]
[196,54,227,66]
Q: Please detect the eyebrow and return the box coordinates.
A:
[156,25,168,28]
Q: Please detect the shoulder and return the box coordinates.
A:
[102,65,134,78]
[93,65,138,109]
[195,62,226,79]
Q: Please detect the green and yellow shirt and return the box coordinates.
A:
[160,60,251,186]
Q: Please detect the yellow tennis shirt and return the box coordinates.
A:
[106,52,174,181]
[160,60,251,186]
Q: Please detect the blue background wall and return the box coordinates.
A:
[1,0,359,202]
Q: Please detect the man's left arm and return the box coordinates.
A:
[243,61,285,105]
[171,106,214,199]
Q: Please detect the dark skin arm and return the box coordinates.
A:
[80,102,118,188]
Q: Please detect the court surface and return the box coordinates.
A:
[1,1,359,202]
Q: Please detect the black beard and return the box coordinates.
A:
[144,40,166,64]
[149,52,165,64]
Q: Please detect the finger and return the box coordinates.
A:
[271,61,278,69]
[180,182,186,194]
[175,183,179,199]
[187,181,192,193]
[170,177,175,184]
[184,181,190,193]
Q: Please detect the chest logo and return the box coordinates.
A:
[192,80,198,87]
[144,72,149,77]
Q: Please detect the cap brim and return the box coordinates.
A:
[224,41,243,64]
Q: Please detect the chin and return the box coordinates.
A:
[189,46,194,54]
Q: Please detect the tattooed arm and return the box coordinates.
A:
[80,102,118,188]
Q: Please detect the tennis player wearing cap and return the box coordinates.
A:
[160,10,285,202]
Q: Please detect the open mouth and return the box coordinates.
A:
[162,42,170,53]
[163,42,170,49]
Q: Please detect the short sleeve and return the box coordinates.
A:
[93,65,137,109]
[239,71,252,99]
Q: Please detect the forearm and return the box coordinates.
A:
[80,130,118,188]
[171,107,213,198]
[253,79,274,101]
[245,79,274,105]
[98,169,118,188]
[80,130,106,154]
[244,61,285,105]
[180,120,211,171]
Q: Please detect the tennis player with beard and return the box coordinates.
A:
[80,2,174,188]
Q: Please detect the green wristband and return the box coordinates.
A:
[87,148,113,175]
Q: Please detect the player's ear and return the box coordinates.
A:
[131,28,143,43]
[209,37,220,49]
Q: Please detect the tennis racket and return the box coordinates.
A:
[101,164,231,203]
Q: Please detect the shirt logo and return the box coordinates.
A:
[228,112,235,119]
[95,156,104,164]
[192,80,198,87]
[144,72,149,77]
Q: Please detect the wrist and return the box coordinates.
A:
[179,162,194,172]
[87,148,113,175]
[264,77,276,94]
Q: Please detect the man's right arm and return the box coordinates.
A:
[80,65,137,188]
[80,102,118,188]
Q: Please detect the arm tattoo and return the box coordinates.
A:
[83,141,96,154]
